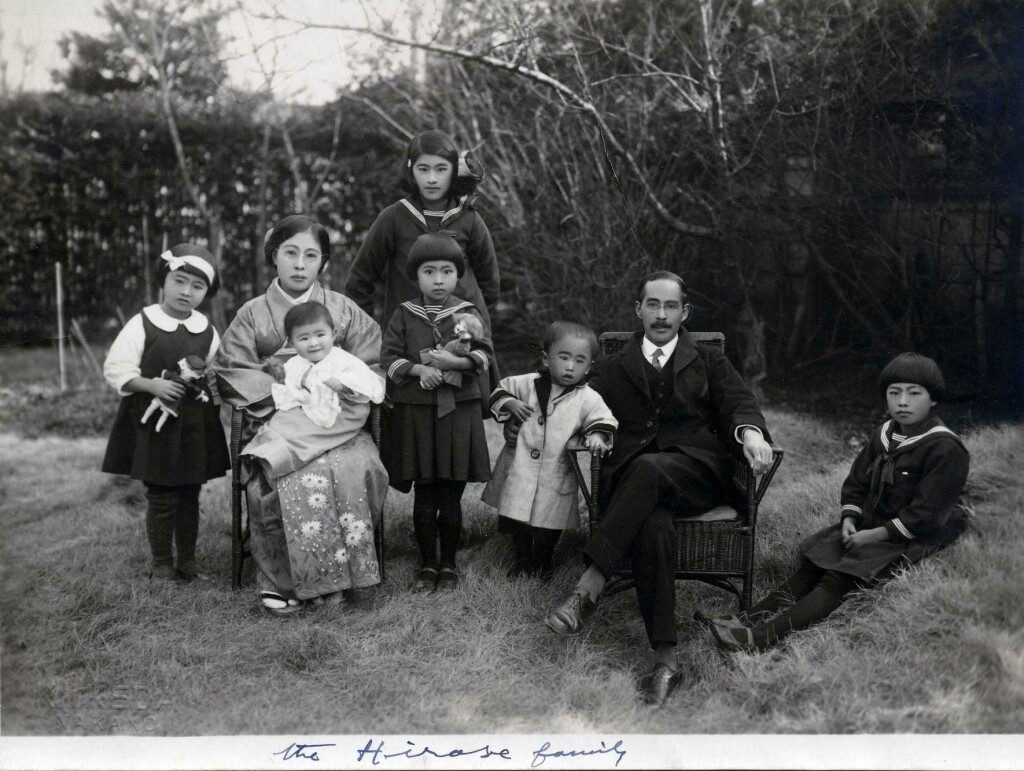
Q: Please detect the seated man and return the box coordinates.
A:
[544,270,774,706]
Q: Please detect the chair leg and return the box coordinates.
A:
[375,509,386,583]
[231,478,244,591]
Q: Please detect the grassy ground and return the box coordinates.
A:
[2,393,1022,737]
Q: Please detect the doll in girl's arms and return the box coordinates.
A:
[421,311,485,389]
[141,354,211,432]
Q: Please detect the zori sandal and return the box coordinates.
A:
[259,591,302,617]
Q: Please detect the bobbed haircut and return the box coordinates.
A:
[400,130,483,199]
[264,215,331,272]
[156,243,220,297]
[541,320,600,360]
[283,301,334,340]
[879,352,945,403]
[636,270,689,303]
[404,231,467,280]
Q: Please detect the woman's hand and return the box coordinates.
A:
[843,526,888,551]
[413,364,443,389]
[840,516,858,541]
[506,399,534,422]
[586,433,611,456]
[147,377,185,402]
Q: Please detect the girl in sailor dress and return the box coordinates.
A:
[705,353,970,652]
[344,129,500,337]
[102,245,230,582]
[379,232,494,594]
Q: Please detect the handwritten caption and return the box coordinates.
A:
[274,738,627,767]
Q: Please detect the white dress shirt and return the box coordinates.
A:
[641,332,762,445]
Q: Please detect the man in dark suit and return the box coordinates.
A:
[544,270,774,706]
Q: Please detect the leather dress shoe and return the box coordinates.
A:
[639,663,685,707]
[544,589,597,636]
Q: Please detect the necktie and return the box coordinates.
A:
[652,348,664,372]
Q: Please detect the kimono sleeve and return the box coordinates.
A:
[839,436,877,522]
[213,303,278,416]
[885,440,970,541]
[336,298,382,369]
[345,209,393,319]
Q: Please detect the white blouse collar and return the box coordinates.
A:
[142,304,209,333]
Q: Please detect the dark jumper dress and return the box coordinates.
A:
[799,417,970,581]
[102,313,230,487]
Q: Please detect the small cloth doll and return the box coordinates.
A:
[419,312,484,389]
[140,354,210,432]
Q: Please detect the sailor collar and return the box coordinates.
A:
[400,297,476,325]
[398,196,469,229]
[879,417,956,452]
[142,304,209,334]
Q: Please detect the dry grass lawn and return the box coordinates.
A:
[1,405,1022,736]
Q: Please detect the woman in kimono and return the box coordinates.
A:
[215,215,387,615]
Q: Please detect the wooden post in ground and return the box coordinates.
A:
[71,318,103,380]
[56,262,66,392]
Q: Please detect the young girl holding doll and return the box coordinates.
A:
[380,232,494,593]
[345,130,500,335]
[483,322,618,580]
[102,244,230,582]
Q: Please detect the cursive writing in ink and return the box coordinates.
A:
[531,739,627,768]
[274,742,336,761]
[355,739,512,765]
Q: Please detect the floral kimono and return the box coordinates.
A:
[214,279,387,599]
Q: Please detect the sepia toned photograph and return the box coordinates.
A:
[0,0,1021,768]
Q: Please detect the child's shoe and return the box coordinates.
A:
[175,562,210,584]
[148,564,176,582]
[411,567,438,593]
[532,559,555,582]
[435,566,459,592]
[709,621,758,652]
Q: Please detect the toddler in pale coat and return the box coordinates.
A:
[483,321,617,579]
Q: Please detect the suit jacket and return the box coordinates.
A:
[588,330,770,510]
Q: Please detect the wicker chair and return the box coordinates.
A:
[566,331,783,610]
[229,404,384,590]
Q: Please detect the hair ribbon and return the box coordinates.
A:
[161,250,215,284]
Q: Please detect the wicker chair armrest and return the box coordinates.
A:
[565,436,588,453]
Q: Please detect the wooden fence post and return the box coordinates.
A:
[56,262,66,392]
